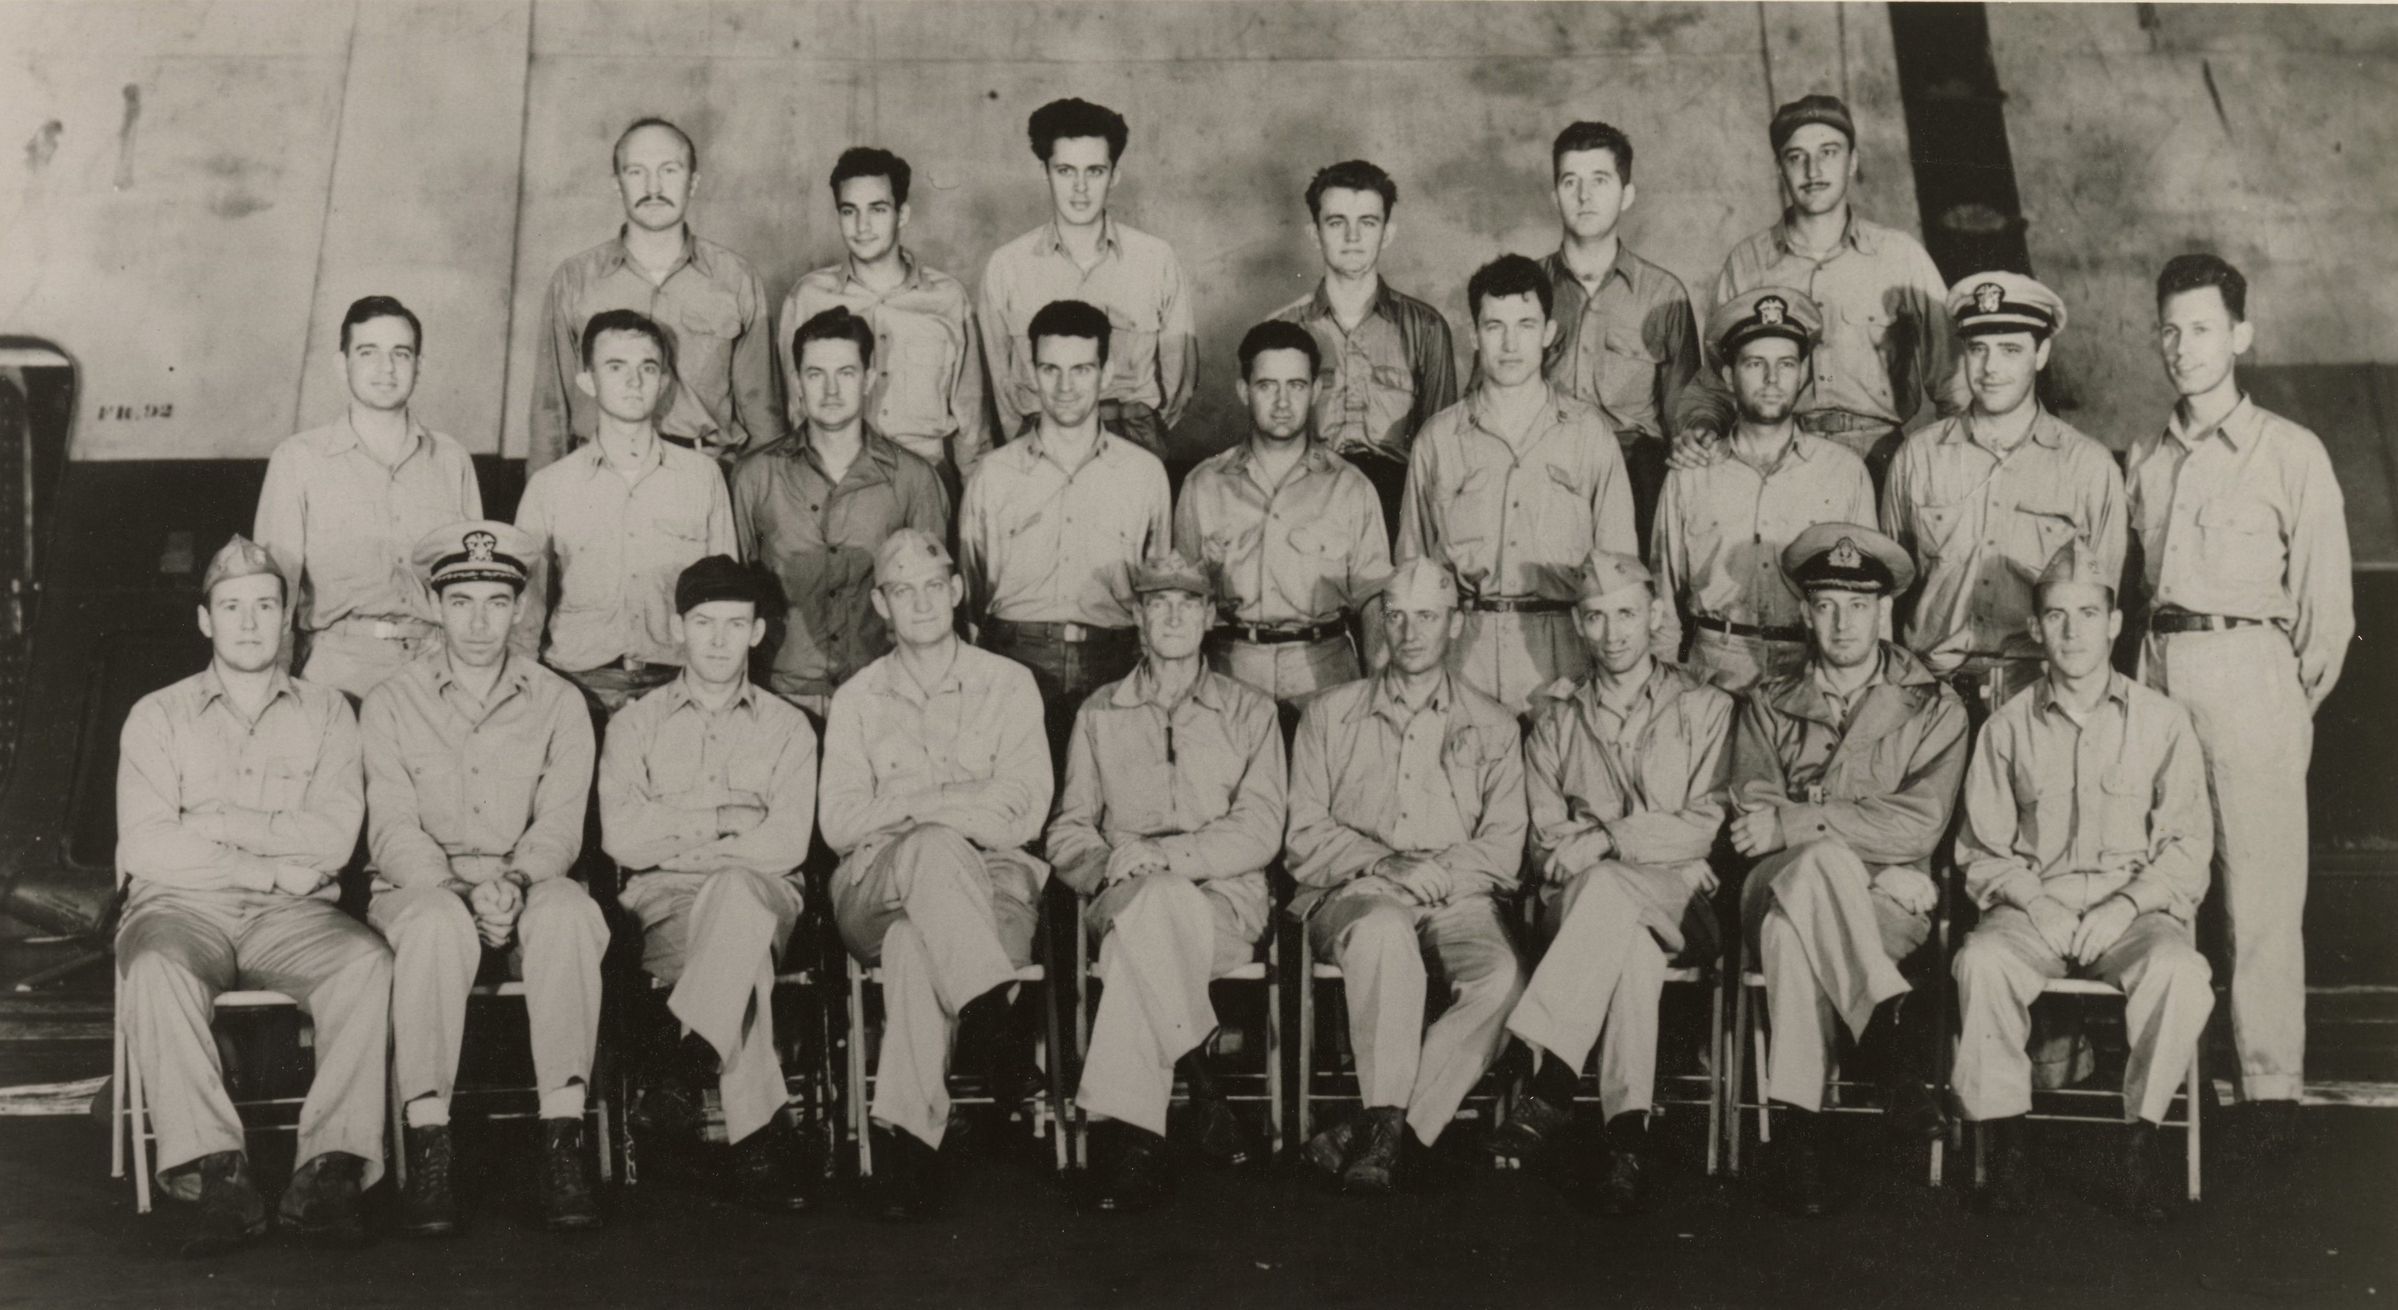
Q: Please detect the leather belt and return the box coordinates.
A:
[1217,618,1347,646]
[2149,608,2266,634]
[1464,596,1573,615]
[1799,410,1895,436]
[985,619,1137,646]
[1692,614,1805,643]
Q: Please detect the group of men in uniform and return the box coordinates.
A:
[114,86,2351,1253]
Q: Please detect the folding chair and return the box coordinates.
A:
[842,935,1069,1177]
[115,989,301,1214]
[386,979,622,1192]
[1066,891,1283,1164]
[1963,977,2203,1202]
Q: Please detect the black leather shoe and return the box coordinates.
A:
[1595,1146,1645,1216]
[399,1123,459,1237]
[730,1121,815,1213]
[1772,1108,1829,1217]
[1341,1106,1407,1195]
[1982,1117,2034,1216]
[2122,1122,2173,1224]
[868,1125,938,1223]
[177,1150,268,1259]
[1183,1094,1255,1169]
[278,1151,368,1247]
[1302,1115,1358,1179]
[537,1118,602,1231]
[1485,1087,1573,1170]
[1084,1124,1171,1213]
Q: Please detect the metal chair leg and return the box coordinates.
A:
[1295,921,1316,1143]
[847,961,872,1178]
[1072,898,1092,1167]
[1704,966,1724,1177]
[1266,928,1285,1159]
[126,993,152,1215]
[2185,1045,2203,1202]
[1725,973,1746,1177]
[111,985,126,1181]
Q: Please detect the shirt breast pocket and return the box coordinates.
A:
[401,750,459,828]
[259,759,311,812]
[679,292,743,341]
[727,759,778,806]
[1914,501,1963,560]
[1367,362,1417,399]
[2012,502,2081,571]
[2192,499,2284,585]
[1103,309,1159,392]
[1842,302,1894,350]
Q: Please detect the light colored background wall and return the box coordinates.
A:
[0,0,1910,462]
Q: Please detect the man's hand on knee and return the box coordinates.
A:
[2068,895,2136,966]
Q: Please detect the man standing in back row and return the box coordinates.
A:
[981,98,1196,457]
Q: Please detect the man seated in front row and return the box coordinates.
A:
[1952,539,2214,1223]
[116,536,391,1255]
[1731,523,1967,1216]
[363,521,606,1235]
[602,557,822,1212]
[1286,559,1527,1194]
[1488,550,1734,1215]
[1049,550,1287,1212]
[819,529,1055,1221]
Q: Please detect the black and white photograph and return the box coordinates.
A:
[0,0,2392,1304]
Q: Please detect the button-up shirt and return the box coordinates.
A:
[1678,212,1966,436]
[1048,666,1285,926]
[2125,395,2354,705]
[116,666,362,896]
[254,415,483,635]
[731,429,949,699]
[958,430,1171,627]
[1538,245,1702,444]
[598,673,818,882]
[778,251,990,477]
[1731,643,1968,871]
[531,227,778,470]
[1961,672,2211,920]
[1272,279,1458,463]
[1527,661,1733,878]
[1285,670,1527,915]
[978,214,1196,435]
[1653,432,1876,656]
[1883,407,2126,670]
[1174,440,1390,626]
[819,642,1053,884]
[361,653,594,889]
[514,438,738,673]
[1397,385,1637,600]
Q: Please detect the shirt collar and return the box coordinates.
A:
[1110,662,1225,713]
[195,663,298,714]
[1023,426,1120,470]
[317,412,430,461]
[1305,277,1402,325]
[1224,436,1340,482]
[1467,381,1569,438]
[577,432,663,480]
[1950,405,2066,452]
[871,641,969,705]
[606,224,706,278]
[1544,245,1634,293]
[2033,670,2132,719]
[1356,669,1455,726]
[1040,213,1121,258]
[843,248,923,293]
[430,650,533,700]
[664,670,760,717]
[1577,660,1666,721]
[2165,393,2258,452]
[793,425,899,487]
[1773,209,1875,258]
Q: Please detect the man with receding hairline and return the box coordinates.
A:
[531,116,776,471]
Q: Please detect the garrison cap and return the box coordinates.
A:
[2035,536,2116,598]
[675,555,779,616]
[201,534,281,600]
[1130,549,1211,600]
[1770,93,1856,152]
[414,520,533,594]
[1576,549,1654,604]
[1949,271,2067,339]
[873,528,953,584]
[1781,522,1915,598]
[1385,557,1460,609]
[1709,286,1822,359]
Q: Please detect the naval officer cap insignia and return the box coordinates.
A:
[1947,270,2067,339]
[1707,286,1824,359]
[414,520,533,594]
[200,534,281,600]
[1781,521,1916,598]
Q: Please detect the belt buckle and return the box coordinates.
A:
[1062,622,1088,644]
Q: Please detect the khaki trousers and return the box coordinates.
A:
[299,622,440,701]
[1953,905,2214,1124]
[1686,627,1806,695]
[1450,609,1584,716]
[1740,839,1930,1111]
[1508,860,1715,1120]
[2143,625,2313,1100]
[1207,634,1359,709]
[370,880,609,1116]
[621,867,805,1145]
[1308,880,1523,1145]
[117,887,392,1187]
[1077,872,1268,1136]
[834,825,1038,1147]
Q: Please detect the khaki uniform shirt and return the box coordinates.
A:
[778,252,989,476]
[1652,432,1876,654]
[1961,672,2211,920]
[1286,671,1527,915]
[1526,661,1733,879]
[255,416,483,636]
[1272,280,1458,463]
[599,673,818,882]
[531,228,778,470]
[361,653,594,888]
[957,430,1171,627]
[2125,395,2354,705]
[1538,245,1702,444]
[1731,643,1969,871]
[978,215,1196,435]
[514,439,737,673]
[1883,407,2126,669]
[1397,385,1637,600]
[116,666,362,897]
[1049,666,1285,926]
[1679,212,1967,436]
[1174,441,1390,626]
[731,429,949,699]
